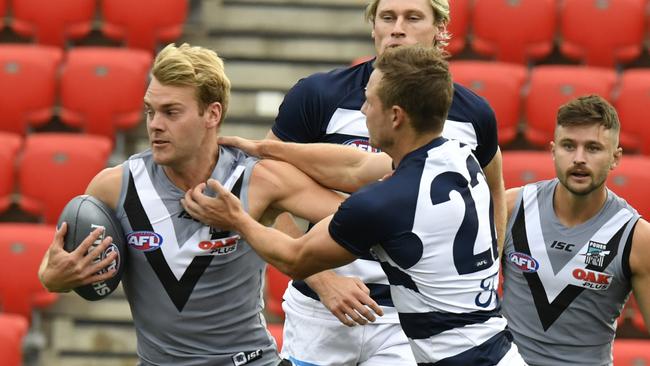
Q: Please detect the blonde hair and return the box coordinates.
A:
[364,0,451,51]
[152,43,231,123]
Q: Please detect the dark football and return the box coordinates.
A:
[57,195,126,301]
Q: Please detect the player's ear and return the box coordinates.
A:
[391,105,405,129]
[206,101,222,129]
[611,146,623,170]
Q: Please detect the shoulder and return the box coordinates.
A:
[85,165,123,210]
[505,187,523,217]
[449,83,496,124]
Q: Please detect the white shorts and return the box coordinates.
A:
[280,287,415,366]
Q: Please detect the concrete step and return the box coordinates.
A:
[202,0,369,36]
[226,60,341,91]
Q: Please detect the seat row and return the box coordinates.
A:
[0,44,151,140]
[449,61,650,154]
[448,0,648,67]
[0,132,112,223]
[0,0,187,50]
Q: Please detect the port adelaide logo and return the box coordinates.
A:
[583,240,610,268]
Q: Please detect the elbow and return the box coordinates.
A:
[279,263,315,281]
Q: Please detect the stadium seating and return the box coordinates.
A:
[60,47,152,140]
[613,339,650,365]
[0,0,6,30]
[607,155,650,218]
[266,265,290,318]
[0,132,22,213]
[446,0,470,55]
[11,0,96,47]
[0,313,29,366]
[0,45,63,135]
[101,0,188,50]
[18,133,112,224]
[450,61,528,145]
[502,151,555,189]
[472,0,556,63]
[615,69,650,155]
[524,66,617,147]
[0,223,58,319]
[560,0,646,67]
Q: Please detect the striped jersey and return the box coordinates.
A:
[115,146,280,366]
[273,58,498,320]
[502,179,640,366]
[329,137,512,365]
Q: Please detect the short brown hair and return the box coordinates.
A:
[556,95,620,145]
[374,45,453,133]
[152,43,230,122]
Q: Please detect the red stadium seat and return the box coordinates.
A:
[0,132,22,213]
[11,0,96,47]
[613,339,650,365]
[615,69,650,155]
[472,0,556,63]
[0,0,6,30]
[60,47,152,140]
[101,0,188,50]
[267,323,283,350]
[0,313,29,366]
[266,265,290,318]
[0,223,58,319]
[18,133,112,224]
[607,155,650,218]
[501,151,555,189]
[450,61,528,145]
[0,45,63,135]
[524,66,617,147]
[446,0,470,55]
[560,0,646,67]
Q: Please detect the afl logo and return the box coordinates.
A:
[127,231,163,251]
[508,252,539,273]
[343,138,380,153]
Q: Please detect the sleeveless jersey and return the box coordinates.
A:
[502,179,640,366]
[273,58,499,321]
[115,146,280,366]
[329,137,512,365]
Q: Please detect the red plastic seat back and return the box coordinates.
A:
[11,0,96,47]
[525,66,617,147]
[560,0,646,67]
[0,133,22,212]
[615,69,650,155]
[18,133,112,224]
[0,313,29,366]
[613,339,650,365]
[0,0,6,30]
[60,47,152,139]
[472,0,557,63]
[502,151,555,189]
[0,45,63,135]
[0,223,58,319]
[607,155,650,218]
[447,0,471,56]
[450,61,527,145]
[101,0,188,50]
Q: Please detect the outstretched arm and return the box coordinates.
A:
[219,136,393,193]
[630,219,650,333]
[484,148,507,257]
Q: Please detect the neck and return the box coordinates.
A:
[553,183,608,228]
[163,140,219,192]
[387,130,441,167]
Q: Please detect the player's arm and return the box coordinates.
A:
[219,136,393,193]
[629,218,650,333]
[38,167,122,292]
[484,148,507,257]
[505,187,522,221]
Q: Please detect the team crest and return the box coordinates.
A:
[583,240,610,268]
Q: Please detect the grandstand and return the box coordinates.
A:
[0,0,649,365]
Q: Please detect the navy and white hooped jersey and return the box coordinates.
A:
[115,146,280,366]
[502,179,640,366]
[273,58,499,320]
[329,137,511,365]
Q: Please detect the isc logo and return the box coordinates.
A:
[126,231,163,251]
[509,252,539,273]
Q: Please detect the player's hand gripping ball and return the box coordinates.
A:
[57,195,126,300]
